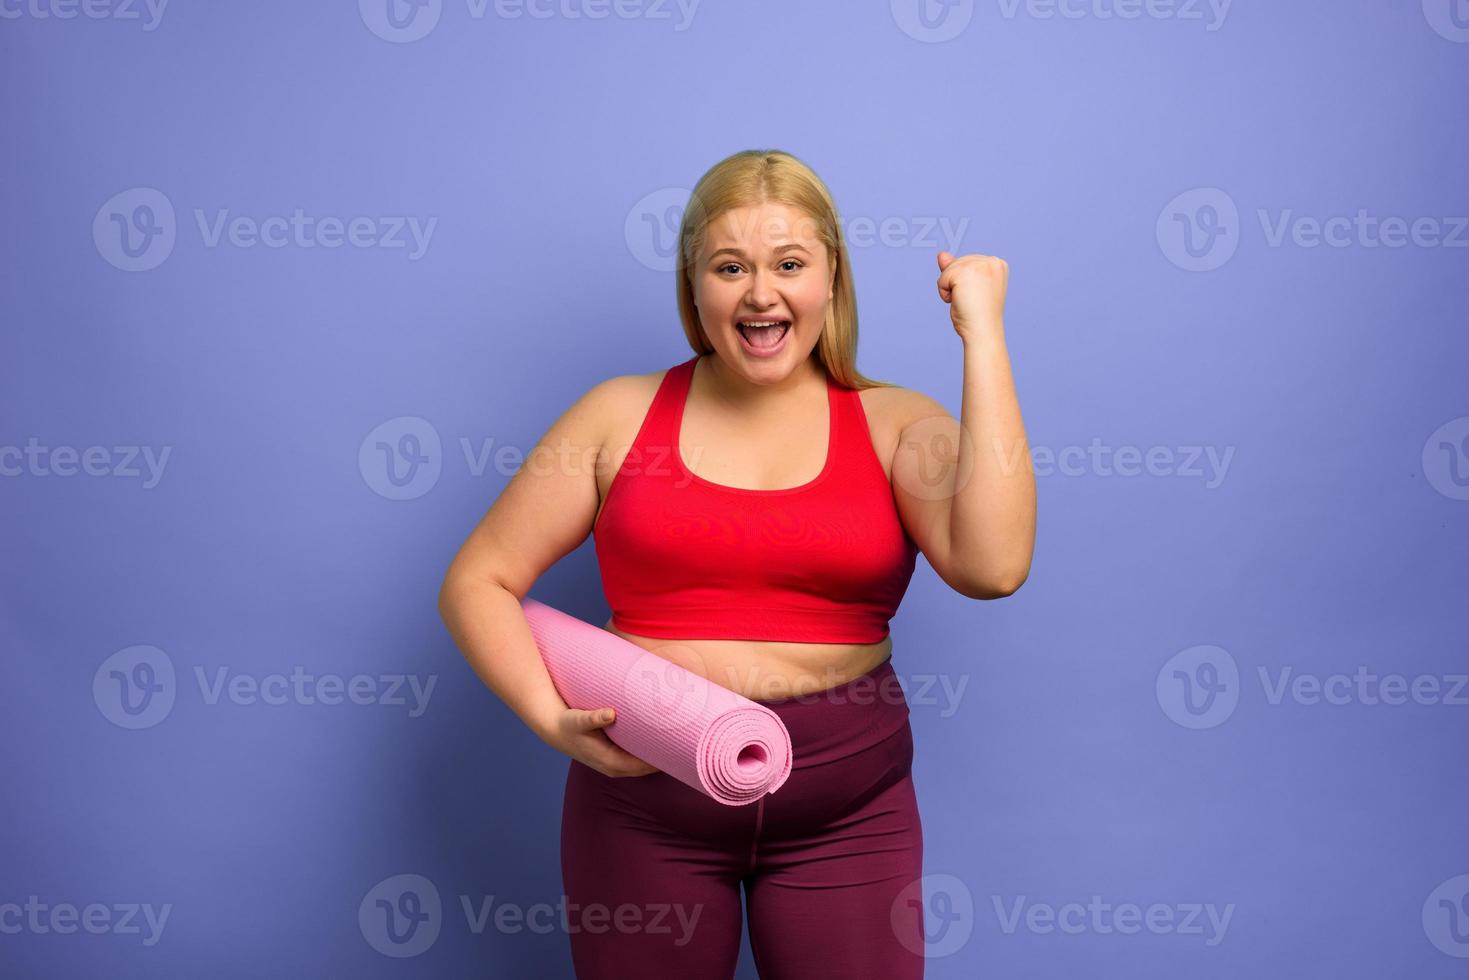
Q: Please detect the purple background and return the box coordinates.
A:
[3,0,1468,976]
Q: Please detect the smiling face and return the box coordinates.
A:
[691,201,835,383]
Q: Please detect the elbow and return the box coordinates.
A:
[436,568,480,623]
[436,576,461,626]
[959,567,1029,600]
[437,562,463,612]
[438,567,513,621]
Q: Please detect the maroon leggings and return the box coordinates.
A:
[560,655,925,979]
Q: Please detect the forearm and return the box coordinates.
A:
[438,576,566,738]
[949,326,1036,592]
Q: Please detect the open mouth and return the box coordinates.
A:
[736,319,791,352]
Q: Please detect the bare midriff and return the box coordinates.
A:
[601,618,893,702]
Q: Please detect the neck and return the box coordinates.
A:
[699,353,826,411]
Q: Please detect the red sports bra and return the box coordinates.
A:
[592,355,920,644]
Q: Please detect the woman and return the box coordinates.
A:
[438,149,1035,979]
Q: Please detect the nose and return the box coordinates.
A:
[745,267,778,310]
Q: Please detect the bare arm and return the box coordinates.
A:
[436,374,657,777]
[944,329,1035,595]
[892,294,1036,598]
[437,576,568,740]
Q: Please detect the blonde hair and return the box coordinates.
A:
[674,149,896,391]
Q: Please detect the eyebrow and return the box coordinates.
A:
[708,243,812,261]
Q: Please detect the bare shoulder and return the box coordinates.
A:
[856,383,953,478]
[858,382,949,422]
[592,366,670,440]
[582,366,674,494]
[598,365,668,403]
[560,366,663,427]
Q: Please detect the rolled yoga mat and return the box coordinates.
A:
[520,597,793,806]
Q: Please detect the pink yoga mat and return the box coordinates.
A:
[520,598,793,806]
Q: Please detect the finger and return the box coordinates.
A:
[937,258,959,296]
[573,707,616,731]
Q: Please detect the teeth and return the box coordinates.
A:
[739,320,789,328]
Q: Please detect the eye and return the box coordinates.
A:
[716,259,803,275]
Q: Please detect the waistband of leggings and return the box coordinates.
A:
[751,655,910,768]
